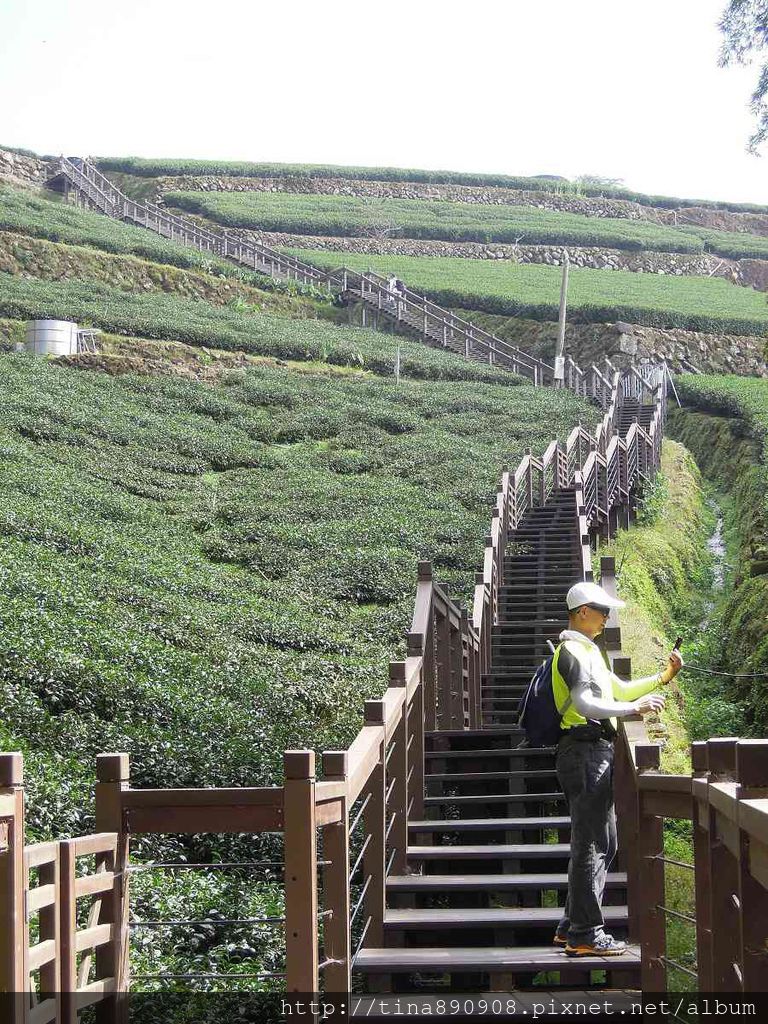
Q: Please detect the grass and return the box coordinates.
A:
[597,440,717,992]
[285,248,768,336]
[0,228,317,318]
[670,376,768,735]
[596,441,717,773]
[94,155,768,214]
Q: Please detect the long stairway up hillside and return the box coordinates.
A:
[353,434,648,1004]
[46,157,616,396]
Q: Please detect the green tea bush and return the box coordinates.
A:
[0,353,598,845]
[0,352,594,986]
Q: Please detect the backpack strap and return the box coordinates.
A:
[552,642,573,717]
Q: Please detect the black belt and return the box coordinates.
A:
[560,722,616,742]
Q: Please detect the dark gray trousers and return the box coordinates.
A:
[555,733,617,944]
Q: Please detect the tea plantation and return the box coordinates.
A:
[165,191,701,253]
[0,355,597,843]
[95,155,768,213]
[166,189,768,262]
[285,248,768,336]
[0,183,291,288]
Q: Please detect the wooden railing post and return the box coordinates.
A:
[0,753,24,1022]
[94,753,129,1021]
[284,750,319,993]
[321,751,351,993]
[363,703,387,947]
[637,742,667,990]
[435,605,453,730]
[691,740,714,991]
[388,663,410,875]
[59,839,78,1024]
[411,561,436,732]
[734,739,768,991]
[460,607,479,730]
[705,738,742,991]
[449,609,466,730]
[406,645,425,822]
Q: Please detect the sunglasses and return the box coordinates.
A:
[585,603,611,617]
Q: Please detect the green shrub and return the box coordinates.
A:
[0,353,598,847]
[670,376,768,733]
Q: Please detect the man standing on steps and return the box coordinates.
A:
[551,580,683,957]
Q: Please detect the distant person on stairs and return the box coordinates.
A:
[552,580,683,958]
[387,274,405,315]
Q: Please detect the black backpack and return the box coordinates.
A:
[518,644,572,747]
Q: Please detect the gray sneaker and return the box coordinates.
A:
[565,932,627,957]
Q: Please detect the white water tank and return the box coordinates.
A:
[24,320,79,357]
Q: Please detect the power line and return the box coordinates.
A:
[682,664,768,680]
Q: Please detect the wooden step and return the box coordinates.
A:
[388,871,627,892]
[409,816,569,832]
[354,944,641,973]
[425,770,556,783]
[424,792,564,807]
[426,729,521,740]
[384,905,627,931]
[408,844,570,861]
[424,747,546,759]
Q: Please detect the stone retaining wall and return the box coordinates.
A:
[464,313,768,378]
[227,227,768,288]
[0,147,50,187]
[157,174,650,220]
[157,173,768,235]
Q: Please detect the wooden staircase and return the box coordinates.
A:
[352,480,641,1000]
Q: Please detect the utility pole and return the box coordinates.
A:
[553,249,570,387]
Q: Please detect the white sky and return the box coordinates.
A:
[1,0,767,204]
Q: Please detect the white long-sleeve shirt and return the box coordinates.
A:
[552,629,662,735]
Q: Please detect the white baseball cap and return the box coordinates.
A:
[566,581,625,612]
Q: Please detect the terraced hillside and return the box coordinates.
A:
[96,155,768,214]
[0,170,608,982]
[165,188,768,261]
[87,152,767,374]
[0,176,601,840]
[284,248,768,336]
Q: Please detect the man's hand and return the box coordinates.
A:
[659,650,684,685]
[635,693,666,715]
